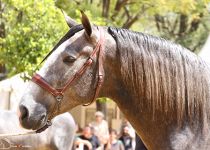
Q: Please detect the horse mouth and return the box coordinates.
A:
[19,113,48,131]
[32,114,49,131]
[18,102,48,131]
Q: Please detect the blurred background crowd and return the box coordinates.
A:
[73,111,140,150]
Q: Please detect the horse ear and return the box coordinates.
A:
[80,10,92,37]
[61,10,78,28]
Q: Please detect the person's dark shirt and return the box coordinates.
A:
[79,135,100,150]
[135,133,147,150]
[119,135,133,150]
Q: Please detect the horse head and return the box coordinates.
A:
[18,11,117,130]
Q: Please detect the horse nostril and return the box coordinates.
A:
[19,104,29,120]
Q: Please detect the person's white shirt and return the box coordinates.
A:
[90,119,109,144]
[90,111,109,144]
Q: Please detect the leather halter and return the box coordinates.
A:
[31,28,105,132]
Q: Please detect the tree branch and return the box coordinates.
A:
[122,5,148,29]
[111,0,129,20]
[114,0,129,11]
[178,14,187,36]
[102,0,110,18]
[0,0,5,38]
[188,13,203,33]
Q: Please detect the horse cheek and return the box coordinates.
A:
[75,72,94,98]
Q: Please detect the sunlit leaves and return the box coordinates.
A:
[1,0,210,76]
[1,0,68,76]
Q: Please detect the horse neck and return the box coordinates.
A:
[99,30,210,149]
[100,45,160,149]
[99,30,149,133]
[98,29,124,101]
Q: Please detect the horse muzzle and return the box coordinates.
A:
[18,99,47,130]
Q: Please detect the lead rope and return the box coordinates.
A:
[0,112,55,136]
[0,105,57,137]
[0,130,36,138]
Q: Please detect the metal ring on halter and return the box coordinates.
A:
[46,120,52,126]
[55,94,63,102]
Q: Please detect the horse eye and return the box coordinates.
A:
[63,56,76,64]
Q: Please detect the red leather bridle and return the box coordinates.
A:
[31,28,105,132]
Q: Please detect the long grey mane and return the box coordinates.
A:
[108,27,210,125]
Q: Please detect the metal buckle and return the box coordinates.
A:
[86,58,93,65]
[55,94,63,102]
[46,120,52,126]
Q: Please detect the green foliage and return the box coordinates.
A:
[146,0,210,52]
[0,0,68,76]
[97,97,112,103]
[55,1,106,26]
[0,0,210,76]
[57,0,210,52]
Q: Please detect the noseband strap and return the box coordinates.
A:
[31,28,105,124]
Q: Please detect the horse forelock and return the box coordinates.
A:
[108,27,210,125]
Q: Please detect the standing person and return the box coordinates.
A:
[89,111,109,146]
[105,129,125,150]
[120,119,147,150]
[120,119,135,140]
[119,126,133,150]
[120,119,136,149]
[74,125,101,150]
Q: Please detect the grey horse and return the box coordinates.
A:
[18,11,210,150]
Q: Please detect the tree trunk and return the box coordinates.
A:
[0,1,7,80]
[0,0,5,38]
[122,13,139,29]
[0,64,6,80]
[102,0,110,18]
[179,14,187,36]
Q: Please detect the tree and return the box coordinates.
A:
[153,0,210,52]
[56,0,210,52]
[0,0,6,80]
[0,0,68,76]
[1,0,210,75]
